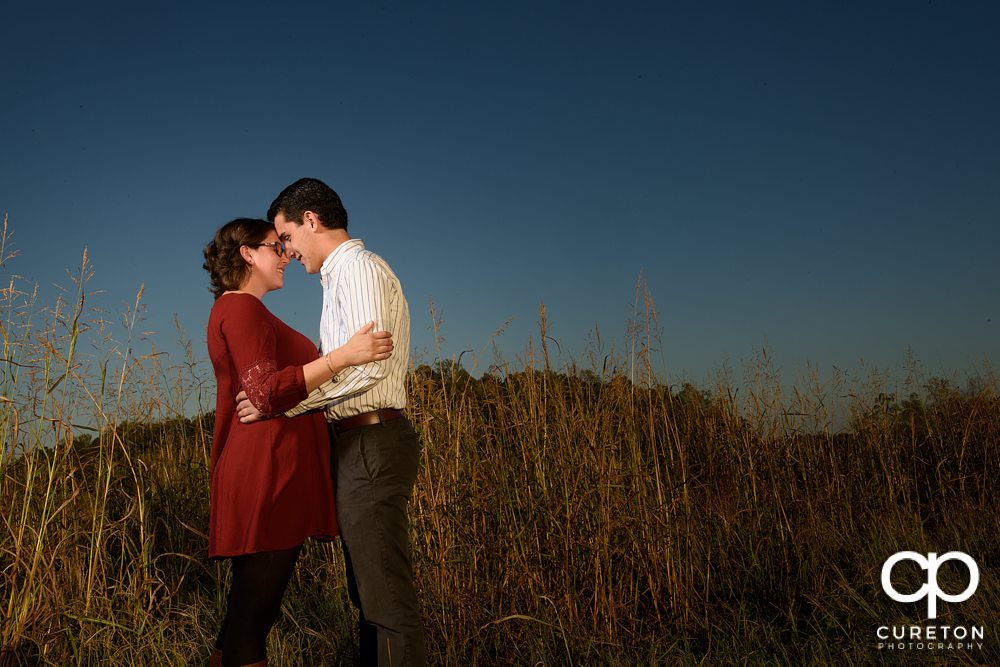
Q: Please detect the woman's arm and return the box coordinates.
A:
[236,321,394,422]
[300,321,393,393]
[222,296,390,416]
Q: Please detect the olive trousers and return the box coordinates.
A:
[331,416,425,667]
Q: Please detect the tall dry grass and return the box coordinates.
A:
[405,285,1000,665]
[1,224,997,666]
[0,217,223,665]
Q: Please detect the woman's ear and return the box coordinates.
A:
[239,245,254,265]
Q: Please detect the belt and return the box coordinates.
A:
[331,408,403,434]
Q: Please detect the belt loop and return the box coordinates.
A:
[377,409,386,427]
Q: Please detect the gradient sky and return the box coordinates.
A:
[1,1,997,395]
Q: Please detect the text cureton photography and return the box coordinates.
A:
[877,551,986,652]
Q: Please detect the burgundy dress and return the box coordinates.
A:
[206,292,337,558]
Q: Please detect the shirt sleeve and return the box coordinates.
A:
[283,255,391,417]
[221,296,308,414]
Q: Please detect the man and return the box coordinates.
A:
[237,177,425,667]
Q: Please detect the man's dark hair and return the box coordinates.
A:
[267,178,348,231]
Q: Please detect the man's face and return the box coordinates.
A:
[273,212,320,274]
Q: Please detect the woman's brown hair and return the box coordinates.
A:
[203,218,274,299]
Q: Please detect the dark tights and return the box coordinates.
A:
[215,545,302,667]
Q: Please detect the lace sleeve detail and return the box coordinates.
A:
[240,357,278,414]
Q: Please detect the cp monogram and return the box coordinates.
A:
[881,552,979,619]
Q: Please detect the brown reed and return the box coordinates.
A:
[1,226,997,666]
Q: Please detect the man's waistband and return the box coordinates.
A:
[330,408,403,434]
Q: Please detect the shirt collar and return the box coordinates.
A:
[320,238,365,286]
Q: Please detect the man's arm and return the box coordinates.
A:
[236,389,272,423]
[283,254,394,418]
[235,315,394,423]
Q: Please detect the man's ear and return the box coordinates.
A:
[303,211,321,231]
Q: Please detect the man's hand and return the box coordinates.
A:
[235,390,268,423]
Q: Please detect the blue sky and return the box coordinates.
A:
[1,1,997,392]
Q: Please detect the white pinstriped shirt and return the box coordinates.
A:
[283,239,410,420]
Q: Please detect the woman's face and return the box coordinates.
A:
[247,230,290,292]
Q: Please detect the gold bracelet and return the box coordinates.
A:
[324,352,335,375]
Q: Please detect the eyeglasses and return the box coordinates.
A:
[253,241,286,257]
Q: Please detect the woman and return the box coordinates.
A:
[202,218,393,667]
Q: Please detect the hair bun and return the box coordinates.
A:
[203,218,274,299]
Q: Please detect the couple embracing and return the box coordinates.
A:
[202,178,424,667]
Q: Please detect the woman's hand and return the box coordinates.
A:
[300,322,394,394]
[338,321,393,367]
